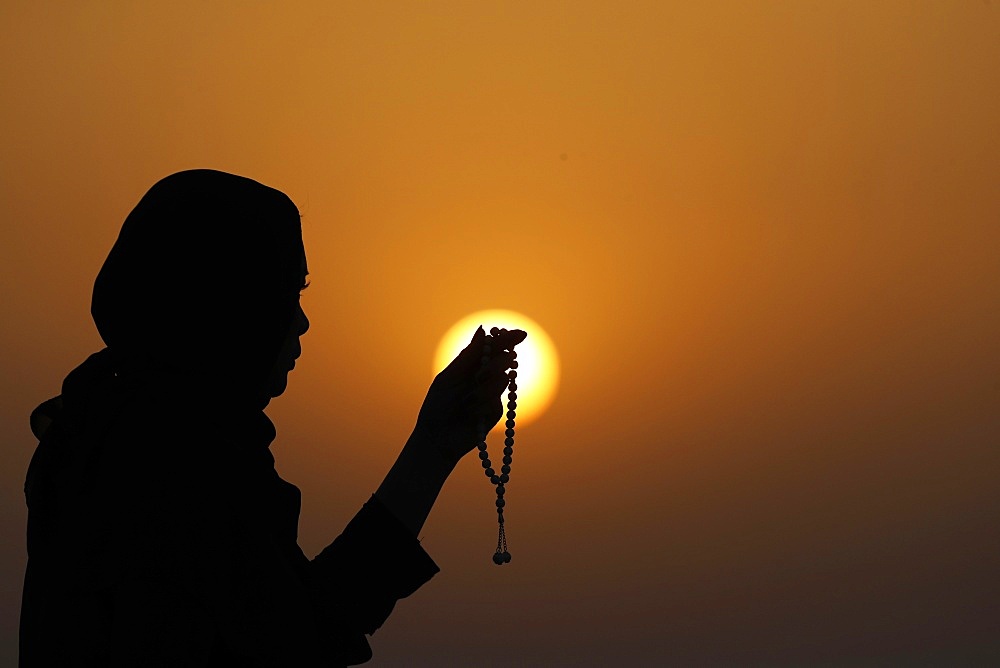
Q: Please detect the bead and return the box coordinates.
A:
[490,327,500,336]
[478,450,489,460]
[479,348,520,561]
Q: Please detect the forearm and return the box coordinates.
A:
[374,432,457,537]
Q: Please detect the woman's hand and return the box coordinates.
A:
[412,325,527,467]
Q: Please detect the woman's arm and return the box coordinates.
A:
[374,432,456,537]
[375,326,525,537]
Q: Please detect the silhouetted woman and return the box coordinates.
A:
[21,170,523,666]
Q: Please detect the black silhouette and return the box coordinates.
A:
[20,170,524,666]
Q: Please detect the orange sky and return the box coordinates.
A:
[2,2,999,664]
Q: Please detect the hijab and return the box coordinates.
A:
[91,168,304,406]
[25,168,305,603]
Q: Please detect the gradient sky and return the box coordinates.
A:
[2,2,999,665]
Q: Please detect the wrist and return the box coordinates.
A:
[374,432,457,537]
[404,429,460,474]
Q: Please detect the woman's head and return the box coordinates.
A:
[91,169,307,405]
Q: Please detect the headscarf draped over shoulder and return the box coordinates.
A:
[22,170,305,663]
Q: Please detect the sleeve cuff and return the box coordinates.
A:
[310,495,440,637]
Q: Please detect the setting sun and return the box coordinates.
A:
[433,310,559,429]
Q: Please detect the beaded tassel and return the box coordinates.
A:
[478,327,518,565]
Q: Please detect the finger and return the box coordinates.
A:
[487,369,512,398]
[471,351,514,397]
[440,325,486,378]
[491,328,527,351]
[475,349,516,383]
[476,351,513,385]
[480,390,506,431]
[466,383,504,432]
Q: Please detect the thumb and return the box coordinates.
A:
[442,325,485,377]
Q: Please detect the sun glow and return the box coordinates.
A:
[434,310,559,429]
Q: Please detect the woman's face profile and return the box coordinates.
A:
[266,255,310,398]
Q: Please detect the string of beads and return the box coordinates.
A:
[477,326,518,565]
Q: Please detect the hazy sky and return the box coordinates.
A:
[2,2,999,665]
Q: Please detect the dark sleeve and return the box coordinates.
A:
[310,495,440,644]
